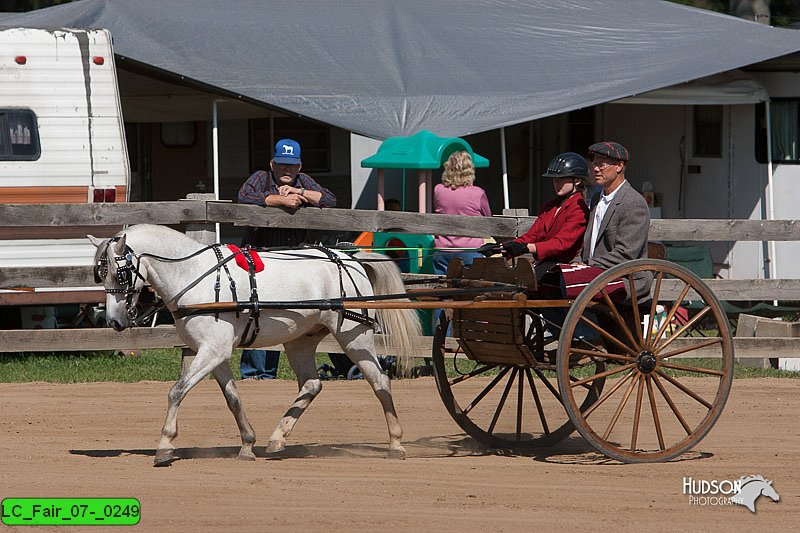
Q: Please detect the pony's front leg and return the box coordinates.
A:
[212,361,256,461]
[265,336,324,454]
[155,345,229,467]
[339,331,406,459]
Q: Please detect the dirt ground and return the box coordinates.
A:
[0,377,797,532]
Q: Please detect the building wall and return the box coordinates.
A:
[602,104,687,219]
[759,72,800,280]
[601,102,770,280]
[729,104,768,280]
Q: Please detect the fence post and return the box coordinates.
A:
[183,192,216,246]
[179,193,216,375]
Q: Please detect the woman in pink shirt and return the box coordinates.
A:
[432,151,492,276]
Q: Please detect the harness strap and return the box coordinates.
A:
[212,245,240,319]
[312,244,374,329]
[341,309,377,328]
[213,246,224,304]
[133,249,244,327]
[123,251,145,320]
[237,245,261,348]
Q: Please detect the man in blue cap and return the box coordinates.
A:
[239,138,337,246]
[237,138,337,380]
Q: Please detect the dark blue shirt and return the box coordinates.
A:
[237,170,337,247]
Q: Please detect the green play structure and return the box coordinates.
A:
[361,130,490,335]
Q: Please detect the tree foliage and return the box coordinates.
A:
[0,0,73,12]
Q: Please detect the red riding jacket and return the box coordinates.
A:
[514,192,588,263]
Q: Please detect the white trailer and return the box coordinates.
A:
[0,27,129,268]
[0,27,130,326]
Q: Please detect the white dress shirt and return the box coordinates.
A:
[589,184,623,258]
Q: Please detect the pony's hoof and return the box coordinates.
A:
[387,447,406,460]
[265,440,285,454]
[153,449,175,467]
[237,450,256,461]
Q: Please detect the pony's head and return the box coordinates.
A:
[736,475,781,511]
[88,233,147,331]
[761,482,780,502]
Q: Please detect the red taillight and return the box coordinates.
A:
[15,56,27,65]
[93,188,117,202]
[92,56,104,65]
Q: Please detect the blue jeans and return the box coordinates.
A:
[432,250,482,277]
[240,349,279,380]
[432,250,483,336]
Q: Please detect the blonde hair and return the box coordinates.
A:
[441,151,475,190]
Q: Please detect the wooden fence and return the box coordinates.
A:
[1,199,800,358]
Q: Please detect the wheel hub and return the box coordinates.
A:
[636,350,657,374]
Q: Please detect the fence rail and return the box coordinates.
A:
[3,201,800,240]
[1,200,799,359]
[0,327,796,359]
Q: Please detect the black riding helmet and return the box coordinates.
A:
[541,151,589,179]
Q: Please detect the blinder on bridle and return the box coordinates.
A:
[94,236,145,320]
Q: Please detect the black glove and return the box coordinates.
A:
[502,241,529,258]
[476,243,502,257]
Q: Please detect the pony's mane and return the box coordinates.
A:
[123,224,195,242]
[122,224,204,253]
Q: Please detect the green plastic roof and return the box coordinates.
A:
[361,130,489,169]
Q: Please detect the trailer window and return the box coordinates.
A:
[0,109,41,161]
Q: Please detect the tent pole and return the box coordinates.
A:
[426,169,432,212]
[269,114,274,159]
[765,99,777,293]
[501,127,509,210]
[212,98,220,243]
[527,121,533,213]
[418,170,426,213]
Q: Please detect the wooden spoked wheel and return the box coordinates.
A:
[432,313,605,449]
[556,259,734,463]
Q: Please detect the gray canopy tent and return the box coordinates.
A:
[4,0,800,140]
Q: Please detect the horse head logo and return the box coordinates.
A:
[731,475,780,513]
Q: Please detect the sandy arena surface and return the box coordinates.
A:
[0,377,797,531]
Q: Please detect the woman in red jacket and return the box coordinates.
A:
[499,151,590,266]
[490,152,592,358]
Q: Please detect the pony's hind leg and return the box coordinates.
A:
[339,330,406,459]
[211,361,256,461]
[155,344,230,467]
[265,336,324,454]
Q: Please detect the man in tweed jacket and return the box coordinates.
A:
[580,141,651,297]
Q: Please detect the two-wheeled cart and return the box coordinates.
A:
[426,257,733,463]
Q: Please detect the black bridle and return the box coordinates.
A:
[94,237,147,321]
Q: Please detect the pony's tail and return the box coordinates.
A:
[355,252,422,378]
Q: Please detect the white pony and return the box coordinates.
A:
[88,224,421,466]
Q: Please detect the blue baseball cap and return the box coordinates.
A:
[273,138,301,164]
